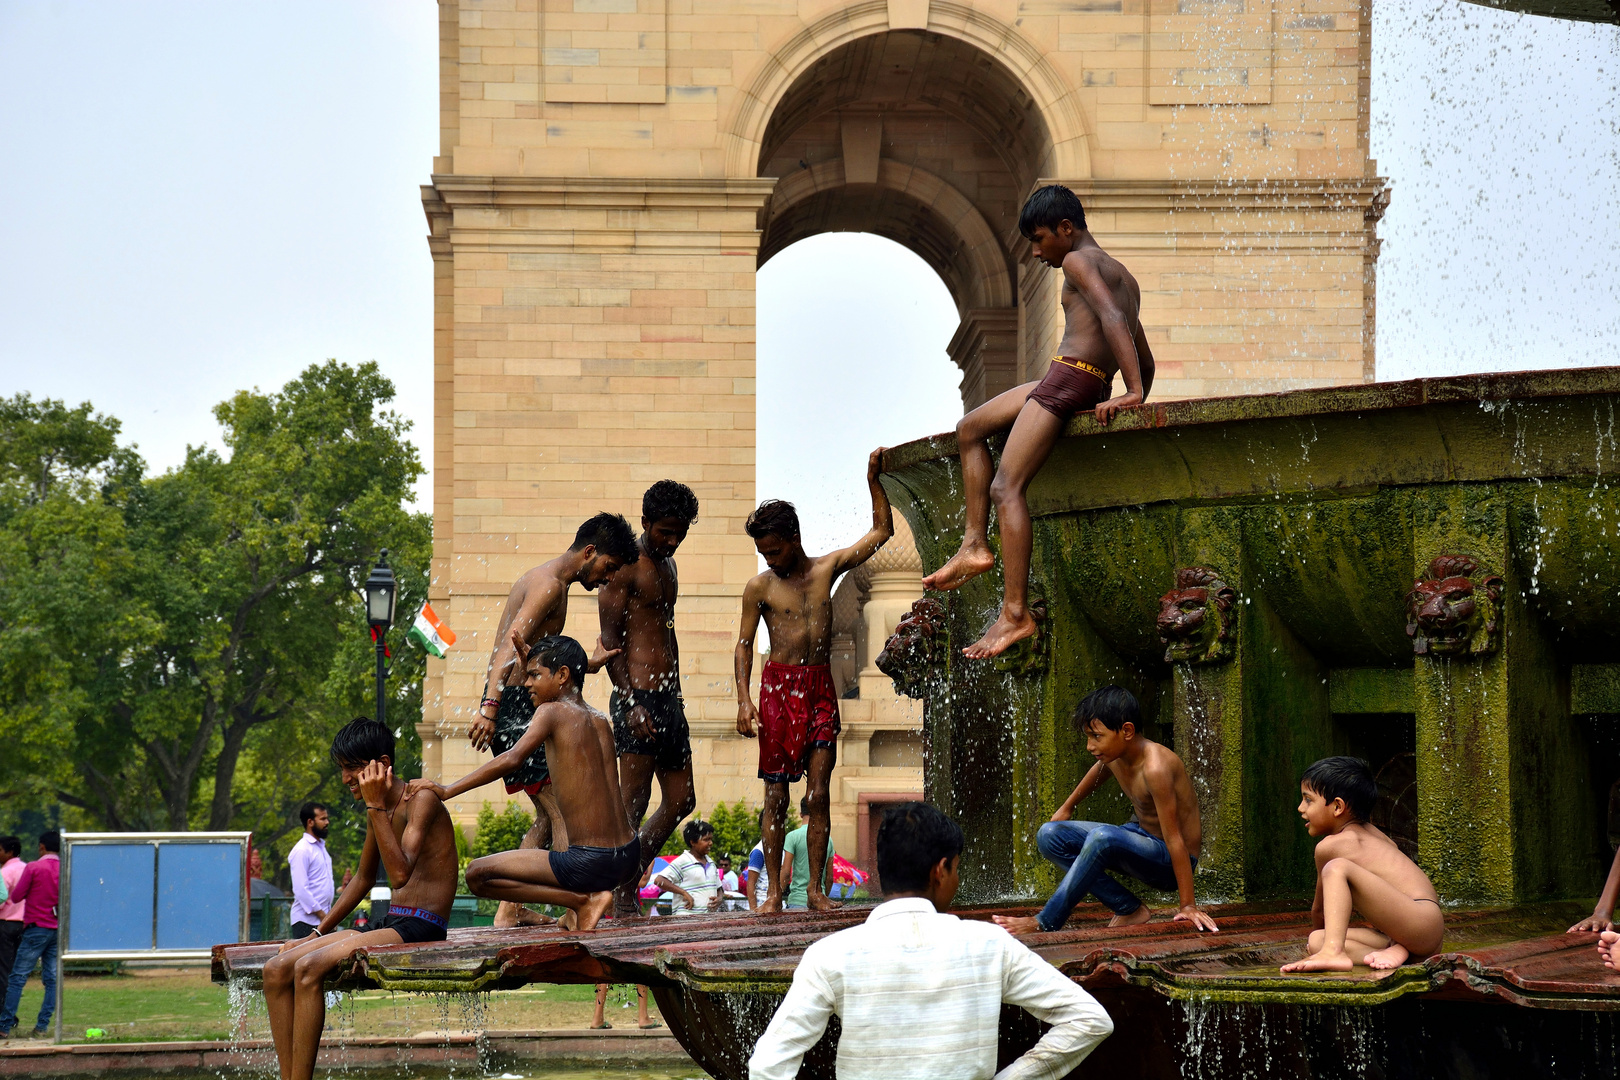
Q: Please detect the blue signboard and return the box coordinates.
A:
[63,833,249,957]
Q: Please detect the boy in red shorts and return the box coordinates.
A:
[735,448,893,913]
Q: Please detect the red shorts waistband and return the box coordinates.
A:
[763,661,831,672]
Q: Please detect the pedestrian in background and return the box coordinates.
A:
[0,838,22,997]
[287,802,333,939]
[0,831,62,1040]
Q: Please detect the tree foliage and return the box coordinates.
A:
[469,801,535,859]
[0,362,430,882]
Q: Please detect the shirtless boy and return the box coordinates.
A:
[736,448,893,913]
[410,635,637,931]
[467,512,638,925]
[598,480,702,917]
[263,718,457,1080]
[1280,756,1444,972]
[923,185,1154,659]
[995,686,1218,935]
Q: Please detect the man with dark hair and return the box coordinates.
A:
[409,634,637,931]
[1281,756,1443,974]
[466,511,638,927]
[995,685,1216,936]
[925,183,1155,660]
[654,819,721,915]
[598,480,700,917]
[749,801,1112,1080]
[0,832,61,1039]
[0,838,23,1008]
[287,802,333,940]
[262,717,458,1080]
[736,449,892,913]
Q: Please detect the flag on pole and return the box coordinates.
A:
[407,603,456,658]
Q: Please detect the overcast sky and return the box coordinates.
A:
[1,1,1616,549]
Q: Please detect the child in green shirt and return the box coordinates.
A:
[779,796,834,910]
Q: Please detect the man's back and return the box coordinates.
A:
[540,700,632,849]
[750,898,1112,1080]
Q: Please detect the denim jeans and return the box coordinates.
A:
[0,925,57,1033]
[1035,820,1191,931]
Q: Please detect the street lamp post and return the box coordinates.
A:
[364,551,397,728]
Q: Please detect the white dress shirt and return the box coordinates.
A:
[287,833,334,927]
[748,897,1113,1080]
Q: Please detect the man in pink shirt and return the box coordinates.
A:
[0,832,60,1040]
[0,838,23,998]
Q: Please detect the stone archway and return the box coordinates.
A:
[752,28,1062,409]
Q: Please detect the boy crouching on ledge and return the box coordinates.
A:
[1282,756,1444,973]
[263,717,458,1080]
[409,634,638,931]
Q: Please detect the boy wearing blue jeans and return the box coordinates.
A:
[996,687,1218,935]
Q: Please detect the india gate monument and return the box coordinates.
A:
[417,0,1387,867]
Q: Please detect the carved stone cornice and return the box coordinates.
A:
[1043,177,1391,214]
[427,175,779,211]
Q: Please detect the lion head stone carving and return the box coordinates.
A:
[1157,567,1238,665]
[877,597,949,699]
[1406,555,1504,658]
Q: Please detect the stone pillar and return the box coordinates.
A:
[949,309,1020,412]
[1409,485,1588,903]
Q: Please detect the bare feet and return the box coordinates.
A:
[495,903,556,928]
[922,540,995,592]
[807,893,842,912]
[992,915,1042,935]
[1364,943,1411,970]
[575,892,615,931]
[962,609,1038,659]
[1599,929,1619,970]
[748,897,785,916]
[1280,949,1355,974]
[1108,906,1153,928]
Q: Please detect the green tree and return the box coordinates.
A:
[0,363,430,866]
[470,801,535,859]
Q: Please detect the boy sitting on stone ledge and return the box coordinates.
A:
[409,634,637,931]
[995,686,1218,935]
[1281,756,1444,973]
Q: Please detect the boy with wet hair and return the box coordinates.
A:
[263,718,458,1080]
[598,480,701,917]
[995,686,1217,935]
[924,184,1155,660]
[410,635,636,931]
[735,449,893,913]
[467,511,638,927]
[1281,756,1444,973]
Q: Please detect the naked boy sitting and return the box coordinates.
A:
[1281,756,1444,973]
[995,686,1217,935]
[467,512,638,926]
[735,448,892,913]
[263,718,458,1080]
[923,185,1154,659]
[409,634,636,931]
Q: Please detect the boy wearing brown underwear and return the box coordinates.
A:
[1281,757,1445,973]
[735,449,893,913]
[923,185,1154,659]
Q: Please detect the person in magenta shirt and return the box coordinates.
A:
[0,838,24,998]
[0,831,61,1039]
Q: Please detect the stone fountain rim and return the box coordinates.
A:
[879,365,1620,472]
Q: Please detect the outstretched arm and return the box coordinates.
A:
[1063,253,1144,426]
[830,448,894,575]
[1051,762,1108,821]
[736,579,765,737]
[411,707,552,805]
[1146,766,1217,932]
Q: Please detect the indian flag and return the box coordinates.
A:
[407,603,457,658]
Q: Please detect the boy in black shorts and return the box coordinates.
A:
[597,480,701,916]
[263,718,458,1080]
[410,635,637,930]
[923,185,1155,659]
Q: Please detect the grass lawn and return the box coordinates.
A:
[5,968,663,1044]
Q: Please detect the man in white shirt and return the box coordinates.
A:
[287,802,334,939]
[748,802,1113,1080]
[655,820,722,915]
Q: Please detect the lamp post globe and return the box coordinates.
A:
[365,551,396,727]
